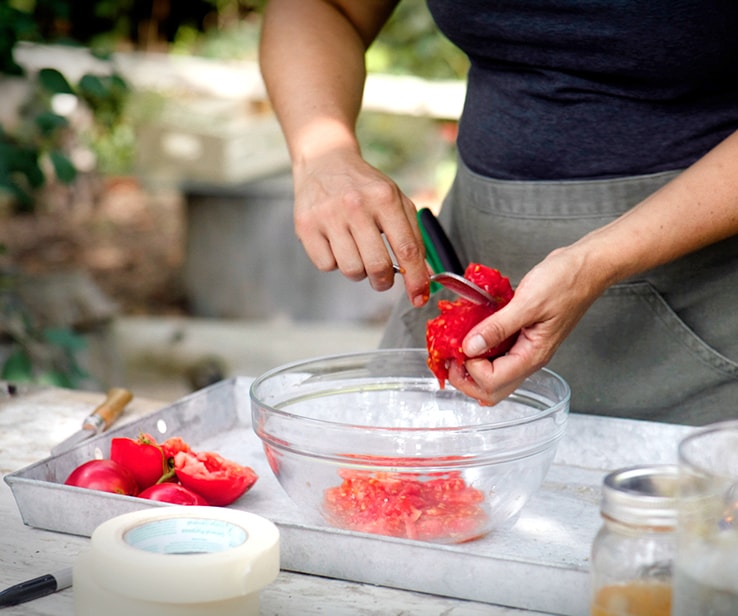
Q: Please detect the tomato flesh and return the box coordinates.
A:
[426,263,516,387]
[174,451,258,506]
[160,436,192,460]
[324,468,487,542]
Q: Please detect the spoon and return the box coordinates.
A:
[429,272,497,306]
[393,265,496,306]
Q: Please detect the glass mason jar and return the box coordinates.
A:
[672,420,738,616]
[590,465,678,616]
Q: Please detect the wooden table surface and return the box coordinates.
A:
[0,386,547,616]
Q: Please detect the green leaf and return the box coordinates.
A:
[1,348,33,382]
[38,68,75,95]
[16,150,44,189]
[90,48,114,62]
[108,73,129,93]
[42,327,88,352]
[35,111,69,136]
[49,150,77,183]
[78,73,107,99]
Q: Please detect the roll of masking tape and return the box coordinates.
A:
[73,506,279,616]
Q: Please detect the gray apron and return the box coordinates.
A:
[380,159,738,425]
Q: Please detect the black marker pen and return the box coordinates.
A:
[0,568,72,607]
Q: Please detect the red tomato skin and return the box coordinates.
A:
[138,483,209,506]
[110,435,167,490]
[174,451,258,506]
[65,459,140,496]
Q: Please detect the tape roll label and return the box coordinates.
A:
[124,518,248,555]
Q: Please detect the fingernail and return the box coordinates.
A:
[412,293,428,307]
[465,334,487,356]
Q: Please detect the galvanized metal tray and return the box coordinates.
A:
[4,377,693,616]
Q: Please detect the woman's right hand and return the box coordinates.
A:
[292,146,430,307]
[259,0,424,304]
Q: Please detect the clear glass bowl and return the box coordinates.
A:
[250,349,570,544]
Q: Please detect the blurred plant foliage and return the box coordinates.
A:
[369,0,468,80]
[0,0,132,387]
[0,66,131,212]
[0,1,265,212]
[0,1,132,213]
[0,269,89,388]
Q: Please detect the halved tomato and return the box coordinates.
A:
[173,451,258,506]
[110,433,167,490]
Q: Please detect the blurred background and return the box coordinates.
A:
[0,0,467,401]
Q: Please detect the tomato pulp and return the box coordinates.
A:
[426,263,516,387]
[323,466,488,542]
[174,450,258,506]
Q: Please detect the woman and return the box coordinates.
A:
[258,0,738,424]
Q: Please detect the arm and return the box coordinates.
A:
[259,0,429,306]
[453,129,738,404]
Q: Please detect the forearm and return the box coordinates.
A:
[568,129,738,291]
[259,0,399,166]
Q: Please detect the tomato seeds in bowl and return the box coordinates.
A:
[250,349,570,544]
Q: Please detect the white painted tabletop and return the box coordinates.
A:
[0,386,549,616]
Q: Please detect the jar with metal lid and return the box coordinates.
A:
[590,464,678,616]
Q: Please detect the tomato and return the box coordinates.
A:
[65,459,139,496]
[110,433,167,490]
[173,451,258,506]
[138,483,210,506]
[426,263,517,388]
[323,468,487,542]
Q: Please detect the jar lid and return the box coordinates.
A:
[600,464,679,528]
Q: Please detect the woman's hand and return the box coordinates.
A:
[293,146,430,307]
[449,128,738,404]
[447,246,607,405]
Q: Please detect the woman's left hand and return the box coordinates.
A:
[447,246,607,405]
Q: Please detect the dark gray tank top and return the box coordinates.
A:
[426,0,738,180]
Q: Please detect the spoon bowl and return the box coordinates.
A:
[393,265,497,306]
[429,272,497,306]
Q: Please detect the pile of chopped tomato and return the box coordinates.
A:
[323,467,488,542]
[64,432,257,507]
[426,263,516,388]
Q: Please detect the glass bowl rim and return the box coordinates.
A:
[249,348,571,434]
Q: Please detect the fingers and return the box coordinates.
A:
[448,353,530,406]
[380,193,429,306]
[293,153,429,304]
[450,249,600,405]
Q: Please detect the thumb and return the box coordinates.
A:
[462,304,522,357]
